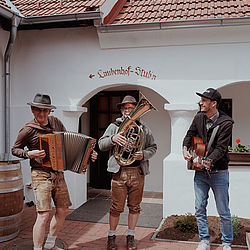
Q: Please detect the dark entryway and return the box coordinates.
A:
[219,99,232,118]
[219,98,232,145]
[89,90,139,189]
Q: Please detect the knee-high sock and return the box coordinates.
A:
[43,234,56,249]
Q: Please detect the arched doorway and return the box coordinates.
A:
[89,90,139,189]
[79,84,170,193]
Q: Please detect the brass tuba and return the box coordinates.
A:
[114,94,157,166]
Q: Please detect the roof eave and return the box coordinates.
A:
[21,10,101,25]
[98,16,250,33]
[0,5,19,20]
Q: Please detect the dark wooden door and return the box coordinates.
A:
[219,99,232,118]
[89,90,139,189]
[219,98,232,146]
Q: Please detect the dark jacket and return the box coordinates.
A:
[12,116,66,170]
[183,111,234,171]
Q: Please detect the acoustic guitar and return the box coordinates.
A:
[187,137,212,170]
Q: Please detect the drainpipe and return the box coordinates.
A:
[4,16,21,154]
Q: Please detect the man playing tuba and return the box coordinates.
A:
[98,95,157,250]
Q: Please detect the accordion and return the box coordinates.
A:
[39,132,96,174]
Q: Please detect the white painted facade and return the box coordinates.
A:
[1,22,250,218]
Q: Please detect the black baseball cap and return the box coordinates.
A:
[196,88,221,103]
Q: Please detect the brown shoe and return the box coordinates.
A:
[126,235,137,250]
[107,235,117,250]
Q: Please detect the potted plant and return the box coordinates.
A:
[228,138,250,162]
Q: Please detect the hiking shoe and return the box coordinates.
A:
[126,235,137,250]
[107,235,117,250]
[196,240,210,250]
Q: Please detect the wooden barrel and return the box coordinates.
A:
[0,160,23,242]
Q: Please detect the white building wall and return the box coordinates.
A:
[1,24,249,215]
[97,24,250,49]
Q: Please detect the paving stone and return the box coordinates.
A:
[2,238,67,250]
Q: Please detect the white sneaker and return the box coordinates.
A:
[196,240,210,250]
[222,244,231,250]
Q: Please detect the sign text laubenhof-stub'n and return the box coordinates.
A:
[89,66,157,80]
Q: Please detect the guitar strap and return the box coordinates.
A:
[205,125,219,158]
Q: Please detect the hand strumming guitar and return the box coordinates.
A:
[182,146,192,161]
[193,156,213,171]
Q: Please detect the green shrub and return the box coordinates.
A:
[174,213,198,233]
[232,215,241,238]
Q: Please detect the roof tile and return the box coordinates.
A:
[4,0,250,25]
[111,0,250,24]
[10,0,104,17]
[0,0,12,11]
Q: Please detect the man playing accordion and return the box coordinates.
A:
[12,93,97,250]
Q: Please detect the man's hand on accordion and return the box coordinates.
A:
[91,150,98,162]
[28,150,46,159]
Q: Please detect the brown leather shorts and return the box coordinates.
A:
[110,167,145,217]
[31,169,72,212]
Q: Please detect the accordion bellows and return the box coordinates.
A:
[40,132,96,174]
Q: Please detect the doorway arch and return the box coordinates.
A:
[78,83,171,193]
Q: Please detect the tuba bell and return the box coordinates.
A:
[114,94,157,166]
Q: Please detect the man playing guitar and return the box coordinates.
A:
[182,88,234,250]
